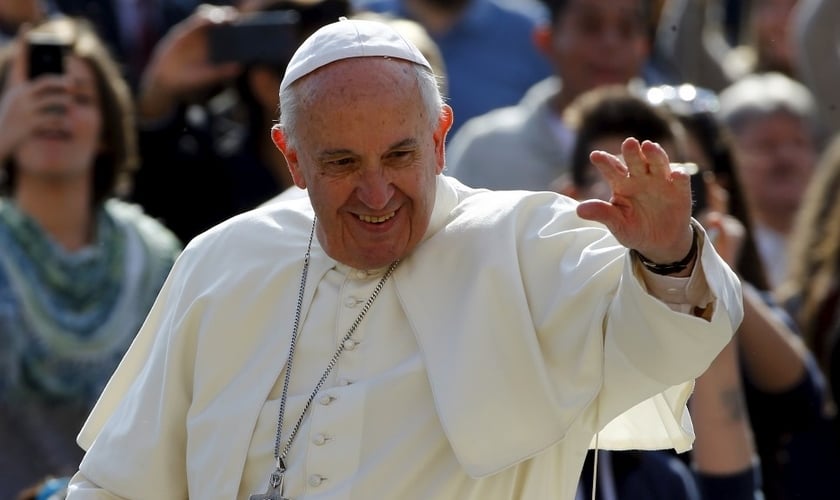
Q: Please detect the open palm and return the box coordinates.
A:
[577,138,694,263]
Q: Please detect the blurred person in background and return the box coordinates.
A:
[351,0,552,137]
[128,0,351,243]
[0,16,181,496]
[778,131,840,477]
[651,83,837,500]
[445,0,653,191]
[654,0,801,92]
[716,71,823,290]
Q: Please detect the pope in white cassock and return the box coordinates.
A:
[65,17,743,500]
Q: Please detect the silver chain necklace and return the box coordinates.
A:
[250,218,399,500]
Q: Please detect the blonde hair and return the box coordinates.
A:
[778,132,840,366]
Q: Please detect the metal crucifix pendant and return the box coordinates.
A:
[249,467,288,500]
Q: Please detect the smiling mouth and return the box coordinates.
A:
[35,128,71,139]
[357,212,396,223]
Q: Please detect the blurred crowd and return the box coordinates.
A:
[1,0,839,499]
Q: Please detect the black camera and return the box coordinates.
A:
[207,10,299,67]
[676,162,709,217]
[27,32,68,79]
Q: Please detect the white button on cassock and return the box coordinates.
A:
[313,433,327,445]
[343,339,357,351]
[344,297,360,307]
[308,474,325,487]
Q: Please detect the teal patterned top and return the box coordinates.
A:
[0,199,181,405]
[0,198,182,494]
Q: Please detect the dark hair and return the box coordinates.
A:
[0,16,138,207]
[566,85,679,187]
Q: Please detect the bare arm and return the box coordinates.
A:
[737,284,808,392]
[690,339,757,474]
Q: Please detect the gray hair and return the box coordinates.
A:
[718,72,819,137]
[278,61,445,150]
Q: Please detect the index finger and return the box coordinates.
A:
[5,25,32,88]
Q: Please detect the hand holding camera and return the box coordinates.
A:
[0,28,72,161]
[136,4,243,121]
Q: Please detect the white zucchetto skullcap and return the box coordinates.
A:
[279,16,433,92]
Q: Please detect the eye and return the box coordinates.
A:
[319,156,360,176]
[326,157,356,168]
[384,149,415,166]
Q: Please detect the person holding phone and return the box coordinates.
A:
[128,0,352,244]
[0,16,182,496]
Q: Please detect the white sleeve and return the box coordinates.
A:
[65,471,125,499]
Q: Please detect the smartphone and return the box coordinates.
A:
[688,165,708,217]
[27,33,68,79]
[207,10,300,66]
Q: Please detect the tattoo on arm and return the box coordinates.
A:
[720,387,747,421]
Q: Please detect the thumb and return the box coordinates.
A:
[576,199,617,227]
[8,23,32,86]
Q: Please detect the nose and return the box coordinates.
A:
[355,168,393,210]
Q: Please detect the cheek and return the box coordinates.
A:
[79,108,104,145]
[307,177,354,212]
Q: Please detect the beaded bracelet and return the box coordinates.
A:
[632,225,698,275]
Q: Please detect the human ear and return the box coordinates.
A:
[271,125,306,189]
[434,105,454,174]
[532,24,553,55]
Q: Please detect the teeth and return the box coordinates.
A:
[358,212,395,223]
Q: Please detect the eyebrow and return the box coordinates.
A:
[317,138,419,158]
[389,138,418,150]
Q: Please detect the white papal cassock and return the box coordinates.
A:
[67,175,742,500]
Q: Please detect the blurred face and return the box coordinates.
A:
[274,58,452,270]
[750,0,798,72]
[14,55,102,182]
[545,0,649,102]
[574,135,623,201]
[730,111,816,218]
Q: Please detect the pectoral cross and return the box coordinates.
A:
[250,467,288,500]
